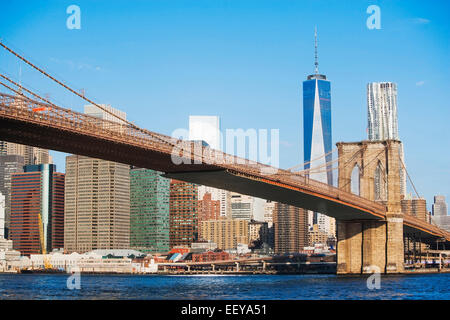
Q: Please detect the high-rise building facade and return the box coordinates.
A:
[366,82,406,195]
[0,155,25,239]
[433,195,449,232]
[248,220,269,247]
[1,142,52,166]
[189,116,221,150]
[10,164,64,256]
[64,155,130,253]
[302,28,334,238]
[188,115,231,218]
[0,141,6,154]
[263,200,275,226]
[367,82,398,141]
[198,193,221,223]
[231,192,254,221]
[84,104,127,124]
[199,219,248,250]
[0,192,5,239]
[169,179,198,248]
[63,104,131,253]
[130,168,170,253]
[401,196,428,222]
[273,203,308,254]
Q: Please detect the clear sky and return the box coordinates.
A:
[1,0,449,210]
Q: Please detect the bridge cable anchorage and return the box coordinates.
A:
[0,40,178,148]
[399,155,420,198]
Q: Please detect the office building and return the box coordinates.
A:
[401,196,428,222]
[10,164,64,256]
[248,220,269,247]
[302,27,335,237]
[231,192,254,221]
[169,179,198,249]
[199,219,248,250]
[0,192,4,239]
[308,224,330,247]
[189,115,231,218]
[0,141,6,154]
[64,155,130,253]
[198,192,221,222]
[367,82,406,195]
[433,195,450,232]
[189,115,221,150]
[0,155,24,239]
[263,200,275,226]
[273,203,308,253]
[1,142,51,166]
[367,82,399,141]
[84,104,127,124]
[130,168,170,253]
[64,104,130,253]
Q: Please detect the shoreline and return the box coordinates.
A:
[2,269,450,276]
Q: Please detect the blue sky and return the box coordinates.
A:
[0,0,449,210]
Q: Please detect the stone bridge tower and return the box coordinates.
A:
[336,140,404,274]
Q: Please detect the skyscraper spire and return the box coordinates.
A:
[314,26,319,75]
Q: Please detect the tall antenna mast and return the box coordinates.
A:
[314,26,319,74]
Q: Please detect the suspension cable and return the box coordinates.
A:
[287,148,337,171]
[0,40,176,147]
[399,155,420,198]
[0,73,58,107]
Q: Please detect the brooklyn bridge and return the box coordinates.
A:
[0,41,448,275]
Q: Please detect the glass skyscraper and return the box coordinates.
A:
[302,28,335,238]
[10,164,64,255]
[130,168,170,253]
[367,82,398,141]
[303,74,333,185]
[366,82,406,196]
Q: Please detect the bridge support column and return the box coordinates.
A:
[385,212,405,273]
[362,221,386,274]
[337,222,363,274]
[337,215,404,274]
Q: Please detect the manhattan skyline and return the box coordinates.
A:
[0,0,448,209]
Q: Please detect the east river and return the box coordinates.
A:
[0,273,448,300]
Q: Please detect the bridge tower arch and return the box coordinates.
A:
[336,140,404,274]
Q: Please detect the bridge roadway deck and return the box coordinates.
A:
[1,93,449,242]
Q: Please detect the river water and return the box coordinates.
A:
[0,273,448,300]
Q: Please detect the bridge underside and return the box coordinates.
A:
[0,116,220,173]
[165,170,382,221]
[1,111,449,245]
[403,224,447,244]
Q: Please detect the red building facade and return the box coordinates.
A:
[10,164,64,256]
[169,179,198,249]
[191,250,231,262]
